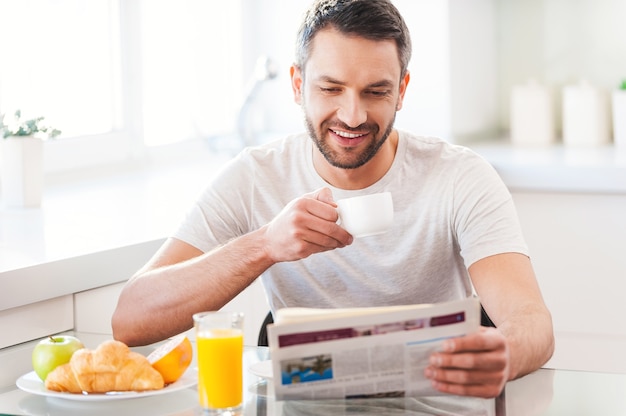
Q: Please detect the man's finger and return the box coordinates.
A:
[443,327,504,353]
[312,187,336,206]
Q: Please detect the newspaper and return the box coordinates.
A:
[266,297,481,401]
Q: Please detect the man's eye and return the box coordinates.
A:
[320,87,341,93]
[369,90,390,97]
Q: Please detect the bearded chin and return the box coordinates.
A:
[304,113,396,170]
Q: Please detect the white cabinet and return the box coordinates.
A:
[74,282,125,335]
[0,295,73,350]
[73,277,269,347]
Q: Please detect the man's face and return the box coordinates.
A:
[292,27,408,170]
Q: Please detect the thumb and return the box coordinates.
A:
[311,187,336,206]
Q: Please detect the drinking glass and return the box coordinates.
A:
[193,311,244,414]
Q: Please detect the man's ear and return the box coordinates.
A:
[396,70,410,111]
[291,65,303,104]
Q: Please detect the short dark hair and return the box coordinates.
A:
[295,0,412,76]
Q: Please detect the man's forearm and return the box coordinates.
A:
[500,305,555,380]
[112,229,275,346]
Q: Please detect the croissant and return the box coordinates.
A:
[45,340,164,393]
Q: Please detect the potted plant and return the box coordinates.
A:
[0,110,61,208]
[613,80,626,148]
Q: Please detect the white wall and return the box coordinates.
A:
[393,0,453,140]
[241,0,309,138]
[448,0,498,142]
[512,191,626,373]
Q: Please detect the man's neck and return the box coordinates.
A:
[313,130,399,190]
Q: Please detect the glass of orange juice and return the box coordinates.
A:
[193,311,244,414]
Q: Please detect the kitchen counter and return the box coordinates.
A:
[0,144,231,302]
[0,147,231,274]
[470,141,626,194]
[0,144,234,352]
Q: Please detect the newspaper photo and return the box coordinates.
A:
[266,297,481,401]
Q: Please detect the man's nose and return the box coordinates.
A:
[337,92,367,128]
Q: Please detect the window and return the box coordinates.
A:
[0,0,122,138]
[140,1,243,146]
[0,0,243,173]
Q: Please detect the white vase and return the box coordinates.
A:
[510,80,556,146]
[0,136,44,208]
[613,90,626,149]
[562,81,610,147]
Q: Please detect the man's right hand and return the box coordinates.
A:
[261,187,353,262]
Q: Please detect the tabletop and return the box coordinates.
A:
[2,342,626,415]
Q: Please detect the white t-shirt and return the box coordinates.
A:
[174,131,528,313]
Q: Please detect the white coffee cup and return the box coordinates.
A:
[336,192,393,238]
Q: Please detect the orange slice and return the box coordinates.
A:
[147,335,193,384]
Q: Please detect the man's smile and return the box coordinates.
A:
[330,129,368,147]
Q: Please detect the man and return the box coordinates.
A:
[112,0,554,398]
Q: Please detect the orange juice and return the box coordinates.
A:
[197,328,243,410]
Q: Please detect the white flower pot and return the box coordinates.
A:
[613,90,626,148]
[0,136,44,208]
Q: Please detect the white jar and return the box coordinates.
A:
[562,80,610,147]
[510,80,555,146]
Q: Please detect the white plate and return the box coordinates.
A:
[16,369,197,402]
[249,360,273,380]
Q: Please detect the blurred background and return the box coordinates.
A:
[1,0,625,175]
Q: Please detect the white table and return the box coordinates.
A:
[1,332,625,415]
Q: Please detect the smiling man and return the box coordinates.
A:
[298,27,404,176]
[112,0,554,398]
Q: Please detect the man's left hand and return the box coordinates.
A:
[424,327,509,398]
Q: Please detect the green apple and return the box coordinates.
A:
[32,335,84,381]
